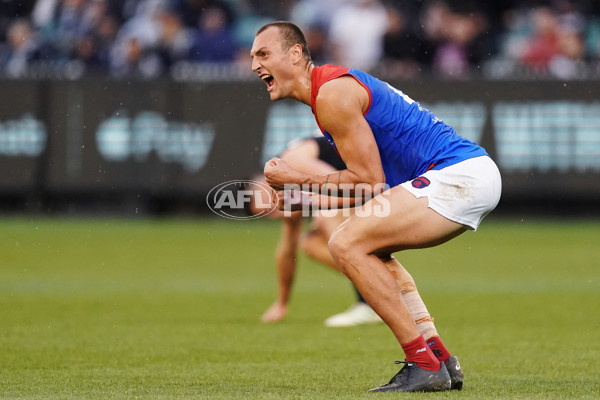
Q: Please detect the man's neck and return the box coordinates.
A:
[294,62,314,105]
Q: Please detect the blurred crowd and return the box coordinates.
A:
[0,0,599,80]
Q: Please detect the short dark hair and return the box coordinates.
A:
[256,21,312,62]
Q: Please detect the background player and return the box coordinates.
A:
[249,136,382,327]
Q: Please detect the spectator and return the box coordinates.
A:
[494,2,589,78]
[85,13,119,71]
[112,0,163,48]
[72,33,103,72]
[108,0,165,78]
[380,7,434,79]
[420,0,492,78]
[328,0,388,72]
[109,34,162,79]
[32,0,89,60]
[289,0,346,30]
[173,0,236,29]
[0,0,36,42]
[70,0,120,72]
[521,7,562,67]
[154,5,194,68]
[190,4,238,62]
[0,18,44,77]
[0,0,597,79]
[303,23,329,65]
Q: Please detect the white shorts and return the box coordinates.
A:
[400,156,502,231]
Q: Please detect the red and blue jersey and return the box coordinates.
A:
[310,65,488,187]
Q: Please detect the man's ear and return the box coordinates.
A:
[290,44,303,65]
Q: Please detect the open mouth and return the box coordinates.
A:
[261,74,275,90]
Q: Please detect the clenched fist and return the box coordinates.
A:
[264,157,299,190]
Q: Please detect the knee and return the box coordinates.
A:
[327,229,347,260]
[328,229,361,273]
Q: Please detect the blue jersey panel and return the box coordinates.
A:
[333,69,488,187]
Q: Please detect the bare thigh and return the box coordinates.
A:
[330,185,468,256]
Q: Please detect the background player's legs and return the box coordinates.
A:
[261,214,303,322]
[299,224,338,270]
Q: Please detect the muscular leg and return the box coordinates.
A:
[301,211,382,326]
[328,185,467,346]
[384,257,438,341]
[383,256,465,390]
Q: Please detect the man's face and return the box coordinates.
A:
[250,27,295,101]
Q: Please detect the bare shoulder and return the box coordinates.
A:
[316,75,369,105]
[316,76,369,112]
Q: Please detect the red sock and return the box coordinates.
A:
[401,335,440,371]
[426,336,452,363]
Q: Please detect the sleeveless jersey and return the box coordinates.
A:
[310,65,488,187]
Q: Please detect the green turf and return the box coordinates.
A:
[0,216,598,399]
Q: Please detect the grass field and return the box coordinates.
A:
[0,216,599,399]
